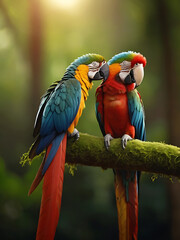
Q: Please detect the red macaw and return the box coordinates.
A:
[22,53,109,240]
[95,51,146,240]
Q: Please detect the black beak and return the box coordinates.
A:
[124,69,136,85]
[92,63,109,81]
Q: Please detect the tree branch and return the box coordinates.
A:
[66,133,180,178]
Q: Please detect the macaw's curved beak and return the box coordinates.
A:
[93,62,109,81]
[124,69,136,85]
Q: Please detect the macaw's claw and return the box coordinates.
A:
[67,128,80,141]
[121,134,132,149]
[104,134,114,150]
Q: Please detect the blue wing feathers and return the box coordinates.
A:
[55,96,60,105]
[33,96,49,137]
[59,100,65,112]
[36,131,57,155]
[55,106,60,114]
[51,103,55,112]
[36,78,81,155]
[128,90,146,141]
[40,79,81,136]
[43,105,51,118]
[41,111,53,134]
[95,87,106,136]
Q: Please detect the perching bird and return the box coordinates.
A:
[22,53,109,240]
[95,51,146,240]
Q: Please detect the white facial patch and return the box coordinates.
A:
[120,61,131,70]
[88,61,100,79]
[119,61,131,81]
[87,60,107,80]
[88,61,100,70]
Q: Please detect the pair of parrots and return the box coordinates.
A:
[23,51,146,240]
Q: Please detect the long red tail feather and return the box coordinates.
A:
[36,133,67,240]
[114,171,138,240]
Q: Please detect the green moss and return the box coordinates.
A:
[20,143,45,167]
[20,132,180,178]
[66,133,180,178]
[20,151,31,166]
[151,174,159,182]
[65,163,77,176]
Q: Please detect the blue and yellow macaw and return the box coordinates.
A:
[95,51,146,240]
[23,53,109,240]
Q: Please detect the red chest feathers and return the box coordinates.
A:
[103,93,135,138]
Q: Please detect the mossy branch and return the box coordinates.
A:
[66,133,180,178]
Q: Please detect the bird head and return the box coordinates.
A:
[108,51,146,88]
[84,53,109,82]
[64,53,109,82]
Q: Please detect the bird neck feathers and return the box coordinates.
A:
[75,65,93,100]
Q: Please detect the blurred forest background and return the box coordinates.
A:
[0,0,180,239]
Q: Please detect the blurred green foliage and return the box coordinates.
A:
[0,0,179,239]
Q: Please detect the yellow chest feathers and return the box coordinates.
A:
[68,65,92,133]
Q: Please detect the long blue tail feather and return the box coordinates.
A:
[36,131,57,155]
[42,133,65,175]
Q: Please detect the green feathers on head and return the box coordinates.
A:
[74,53,105,65]
[62,53,105,80]
[108,51,147,67]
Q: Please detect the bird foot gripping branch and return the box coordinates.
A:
[104,133,114,150]
[67,128,80,141]
[121,134,133,150]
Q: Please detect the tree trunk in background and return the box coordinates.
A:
[0,0,25,60]
[29,0,43,122]
[157,0,180,239]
